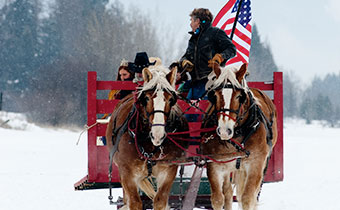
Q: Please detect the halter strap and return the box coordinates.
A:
[151,110,168,115]
[217,111,237,122]
[151,123,166,127]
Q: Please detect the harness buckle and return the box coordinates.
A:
[128,129,136,138]
[204,134,214,143]
[158,146,164,159]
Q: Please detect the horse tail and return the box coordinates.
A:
[138,178,156,200]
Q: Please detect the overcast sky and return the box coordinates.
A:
[112,0,340,86]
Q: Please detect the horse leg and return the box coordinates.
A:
[222,173,233,210]
[120,175,143,210]
[207,164,225,210]
[153,165,177,210]
[239,164,265,210]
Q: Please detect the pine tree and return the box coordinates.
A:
[300,98,313,124]
[25,0,163,125]
[248,24,278,81]
[0,0,39,91]
[0,0,40,111]
[299,73,340,126]
[283,72,300,117]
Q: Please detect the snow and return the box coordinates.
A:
[1,113,340,210]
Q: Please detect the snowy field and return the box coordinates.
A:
[1,111,340,210]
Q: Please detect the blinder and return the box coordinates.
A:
[208,91,216,104]
[169,91,177,107]
[208,82,248,122]
[139,92,148,107]
[207,83,234,104]
[238,90,247,104]
[139,90,177,107]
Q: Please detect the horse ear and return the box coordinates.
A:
[236,63,247,83]
[142,68,153,82]
[166,67,177,88]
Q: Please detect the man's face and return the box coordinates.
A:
[190,17,200,32]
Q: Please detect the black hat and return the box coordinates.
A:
[128,52,156,73]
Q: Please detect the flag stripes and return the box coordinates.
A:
[213,0,252,66]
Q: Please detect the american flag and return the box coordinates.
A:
[212,0,252,66]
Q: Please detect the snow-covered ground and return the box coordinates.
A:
[1,112,340,210]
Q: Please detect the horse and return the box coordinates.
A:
[201,63,278,210]
[105,65,189,210]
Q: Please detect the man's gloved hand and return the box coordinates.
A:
[208,53,223,68]
[181,59,194,72]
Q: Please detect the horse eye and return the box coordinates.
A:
[237,93,246,103]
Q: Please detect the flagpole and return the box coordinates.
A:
[230,0,244,40]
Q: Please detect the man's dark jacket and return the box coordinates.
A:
[181,21,236,82]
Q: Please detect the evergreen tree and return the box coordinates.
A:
[299,73,340,126]
[283,71,300,117]
[0,0,39,89]
[248,24,278,81]
[300,98,313,124]
[322,95,333,123]
[0,0,40,111]
[332,106,340,127]
[25,0,162,125]
[36,7,61,67]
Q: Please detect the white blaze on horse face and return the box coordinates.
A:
[151,90,166,146]
[218,87,236,140]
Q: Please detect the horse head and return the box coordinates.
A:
[138,65,178,146]
[207,63,251,140]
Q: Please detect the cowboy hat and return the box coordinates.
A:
[128,52,156,73]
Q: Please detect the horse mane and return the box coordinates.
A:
[211,65,249,91]
[111,95,134,119]
[169,104,183,120]
[138,65,177,97]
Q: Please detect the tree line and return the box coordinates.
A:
[1,0,338,127]
[0,0,161,126]
[249,25,340,127]
[284,72,340,127]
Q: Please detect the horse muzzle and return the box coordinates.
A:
[216,126,233,140]
[149,125,167,146]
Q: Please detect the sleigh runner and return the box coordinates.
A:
[74,70,283,209]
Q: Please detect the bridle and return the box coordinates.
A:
[138,89,177,129]
[209,83,248,124]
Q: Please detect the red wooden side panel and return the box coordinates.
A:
[87,72,98,182]
[269,72,284,182]
[78,71,284,187]
[86,72,123,183]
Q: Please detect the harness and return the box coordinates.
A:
[108,92,183,179]
[204,85,275,169]
[234,92,274,150]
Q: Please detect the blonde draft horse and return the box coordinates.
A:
[202,63,278,210]
[105,65,188,210]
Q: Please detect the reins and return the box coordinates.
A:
[126,97,248,165]
[108,85,257,170]
[177,94,208,115]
